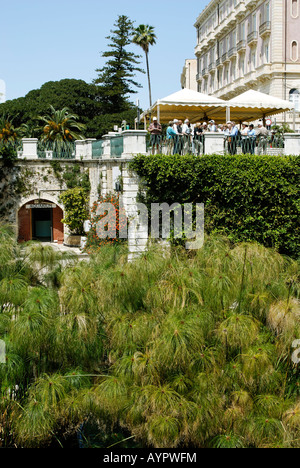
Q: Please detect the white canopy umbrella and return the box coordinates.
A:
[226,90,294,124]
[141,88,227,124]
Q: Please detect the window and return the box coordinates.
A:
[291,41,298,61]
[251,51,256,69]
[225,65,229,84]
[265,2,270,22]
[252,13,257,32]
[241,22,245,40]
[291,0,299,18]
[231,60,236,80]
[290,89,300,111]
[265,42,270,62]
[240,57,245,76]
[232,29,236,45]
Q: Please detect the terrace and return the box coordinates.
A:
[5,129,299,162]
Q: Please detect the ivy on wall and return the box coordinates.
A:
[50,161,91,193]
[130,154,300,258]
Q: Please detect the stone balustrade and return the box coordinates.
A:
[16,131,300,160]
[17,130,148,160]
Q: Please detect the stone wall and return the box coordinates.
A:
[1,130,299,258]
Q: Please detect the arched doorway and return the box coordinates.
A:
[18,200,64,244]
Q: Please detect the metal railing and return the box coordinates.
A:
[228,47,237,58]
[92,140,104,159]
[247,31,258,45]
[0,139,22,153]
[37,141,75,159]
[110,136,124,158]
[259,21,271,37]
[147,134,206,156]
[224,133,285,155]
[147,132,285,157]
[237,40,246,52]
[222,52,229,63]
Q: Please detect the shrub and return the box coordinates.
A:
[84,193,127,253]
[59,187,89,235]
[0,144,17,167]
[129,154,300,258]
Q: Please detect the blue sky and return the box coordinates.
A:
[0,0,208,111]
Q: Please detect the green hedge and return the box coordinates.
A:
[129,154,300,258]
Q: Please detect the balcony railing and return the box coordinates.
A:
[259,21,271,38]
[216,57,223,68]
[202,68,209,77]
[228,47,237,58]
[247,31,258,46]
[222,52,230,63]
[208,62,216,72]
[237,40,247,52]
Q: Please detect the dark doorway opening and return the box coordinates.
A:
[32,208,52,241]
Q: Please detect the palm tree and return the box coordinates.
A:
[37,105,86,145]
[132,25,157,108]
[0,114,20,143]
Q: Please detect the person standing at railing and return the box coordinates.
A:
[230,121,239,155]
[224,123,231,154]
[256,121,269,155]
[182,119,193,154]
[248,124,256,154]
[177,120,184,154]
[172,119,180,154]
[148,117,162,155]
[225,121,238,155]
[241,122,250,154]
[208,120,217,132]
[202,122,208,133]
[193,122,203,155]
[167,121,178,155]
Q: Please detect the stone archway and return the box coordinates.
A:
[18,199,64,244]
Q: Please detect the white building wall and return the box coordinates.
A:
[194,0,300,129]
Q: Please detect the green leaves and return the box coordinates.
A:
[94,15,144,114]
[0,226,299,448]
[59,187,89,235]
[130,154,300,258]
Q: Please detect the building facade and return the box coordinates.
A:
[181,59,198,91]
[194,0,300,128]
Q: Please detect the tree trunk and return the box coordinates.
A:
[145,51,152,109]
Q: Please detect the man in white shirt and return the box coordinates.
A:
[256,120,269,155]
[182,119,193,154]
[208,120,217,132]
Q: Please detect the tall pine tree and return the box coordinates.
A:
[94,15,144,114]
